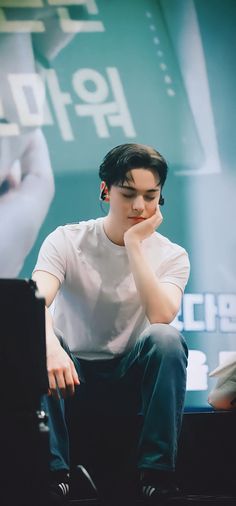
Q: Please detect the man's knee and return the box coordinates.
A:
[144,323,188,359]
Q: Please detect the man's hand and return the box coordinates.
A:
[31,272,79,400]
[47,341,80,399]
[124,207,163,246]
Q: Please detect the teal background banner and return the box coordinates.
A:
[0,0,235,408]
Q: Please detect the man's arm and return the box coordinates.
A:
[124,209,183,324]
[32,270,80,398]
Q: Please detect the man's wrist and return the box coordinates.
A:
[124,232,137,245]
[46,333,61,354]
[124,234,142,252]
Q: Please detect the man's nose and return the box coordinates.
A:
[132,195,145,212]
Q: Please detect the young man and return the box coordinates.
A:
[32,143,190,504]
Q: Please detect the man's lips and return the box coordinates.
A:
[128,217,146,221]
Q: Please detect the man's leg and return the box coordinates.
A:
[41,338,83,503]
[116,323,188,499]
[135,324,188,472]
[42,336,82,473]
[41,394,70,473]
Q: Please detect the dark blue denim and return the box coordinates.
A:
[42,323,188,473]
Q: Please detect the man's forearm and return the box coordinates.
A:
[45,307,62,353]
[125,240,179,324]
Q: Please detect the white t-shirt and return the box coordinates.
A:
[33,218,190,360]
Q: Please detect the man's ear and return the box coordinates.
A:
[99,181,110,202]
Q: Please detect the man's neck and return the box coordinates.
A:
[103,216,125,246]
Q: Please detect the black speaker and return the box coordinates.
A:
[0,278,48,409]
[0,279,50,505]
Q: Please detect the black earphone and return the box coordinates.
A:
[159,194,164,206]
[99,188,107,201]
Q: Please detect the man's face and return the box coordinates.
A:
[108,168,161,232]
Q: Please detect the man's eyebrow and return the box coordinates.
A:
[118,184,160,192]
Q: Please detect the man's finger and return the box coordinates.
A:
[48,371,60,399]
[55,371,67,399]
[70,361,80,385]
[63,367,76,396]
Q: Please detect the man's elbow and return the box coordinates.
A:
[147,306,179,324]
[148,309,178,325]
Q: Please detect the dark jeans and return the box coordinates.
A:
[42,323,188,473]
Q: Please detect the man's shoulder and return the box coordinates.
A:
[151,231,187,255]
[47,218,103,254]
[53,218,99,237]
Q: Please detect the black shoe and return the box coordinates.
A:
[70,464,98,500]
[50,469,70,504]
[140,469,180,504]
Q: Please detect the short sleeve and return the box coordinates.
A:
[159,248,190,292]
[33,227,67,284]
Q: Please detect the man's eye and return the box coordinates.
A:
[144,196,156,201]
[122,193,133,198]
[122,193,157,201]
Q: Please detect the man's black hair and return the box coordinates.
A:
[99,144,168,189]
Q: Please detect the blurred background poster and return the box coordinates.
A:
[0,0,235,408]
